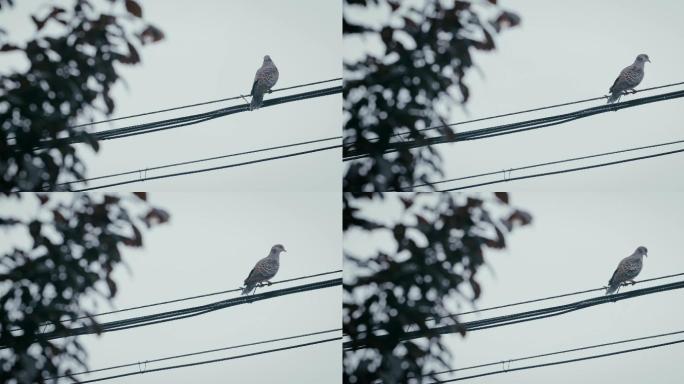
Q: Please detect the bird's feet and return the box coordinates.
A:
[265,281,272,286]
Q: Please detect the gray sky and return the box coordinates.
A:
[0,0,341,191]
[1,192,342,383]
[344,192,684,383]
[345,0,684,190]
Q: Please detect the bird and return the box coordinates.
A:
[241,244,287,295]
[607,54,651,104]
[605,246,648,295]
[249,55,279,110]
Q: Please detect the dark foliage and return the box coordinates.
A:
[0,0,164,192]
[0,192,169,383]
[343,192,531,382]
[343,0,521,191]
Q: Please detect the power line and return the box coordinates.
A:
[343,87,684,160]
[76,336,341,383]
[49,135,342,189]
[433,272,684,322]
[3,277,342,347]
[350,272,684,338]
[402,138,684,190]
[342,80,684,152]
[20,84,342,151]
[9,270,342,333]
[70,143,342,191]
[431,338,684,383]
[343,278,684,350]
[47,328,342,380]
[438,147,684,191]
[427,329,684,379]
[71,77,342,128]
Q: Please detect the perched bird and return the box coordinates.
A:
[605,246,648,295]
[249,55,279,110]
[607,54,651,104]
[241,244,287,295]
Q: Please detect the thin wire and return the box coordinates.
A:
[344,278,684,350]
[427,329,684,378]
[21,85,342,151]
[71,78,342,128]
[344,80,684,149]
[436,272,684,321]
[431,338,684,383]
[9,270,342,333]
[51,136,342,189]
[343,87,684,160]
[77,336,342,383]
[71,144,342,191]
[351,272,684,338]
[438,147,684,191]
[47,328,342,380]
[405,138,684,190]
[30,278,342,343]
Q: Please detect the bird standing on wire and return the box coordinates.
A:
[242,244,287,295]
[605,246,648,295]
[250,55,279,110]
[607,54,651,104]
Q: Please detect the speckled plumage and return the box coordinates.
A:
[606,246,648,295]
[250,55,279,110]
[241,244,286,295]
[607,54,650,104]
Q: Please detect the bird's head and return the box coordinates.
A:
[271,244,286,254]
[264,55,273,63]
[636,54,651,63]
[636,246,648,257]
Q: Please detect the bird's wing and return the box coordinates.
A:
[244,265,258,283]
[250,79,258,96]
[608,264,622,285]
[609,66,631,93]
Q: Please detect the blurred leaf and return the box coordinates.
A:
[125,0,142,18]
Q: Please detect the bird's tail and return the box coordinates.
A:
[250,94,263,110]
[605,283,619,295]
[606,92,621,104]
[241,283,256,295]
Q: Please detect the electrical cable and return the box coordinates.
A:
[71,77,342,128]
[438,147,684,191]
[50,135,342,189]
[343,278,684,350]
[70,143,342,191]
[402,138,684,190]
[19,84,342,151]
[343,87,684,160]
[47,328,342,380]
[425,329,684,379]
[430,338,684,383]
[76,336,341,383]
[3,277,342,347]
[9,270,342,333]
[349,273,684,338]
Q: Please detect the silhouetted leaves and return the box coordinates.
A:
[125,0,142,18]
[0,193,169,383]
[343,193,532,382]
[0,0,164,191]
[343,0,521,191]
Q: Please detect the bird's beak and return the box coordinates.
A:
[647,58,651,63]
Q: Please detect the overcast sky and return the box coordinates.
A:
[1,192,342,383]
[345,0,684,191]
[0,0,341,192]
[344,192,684,383]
